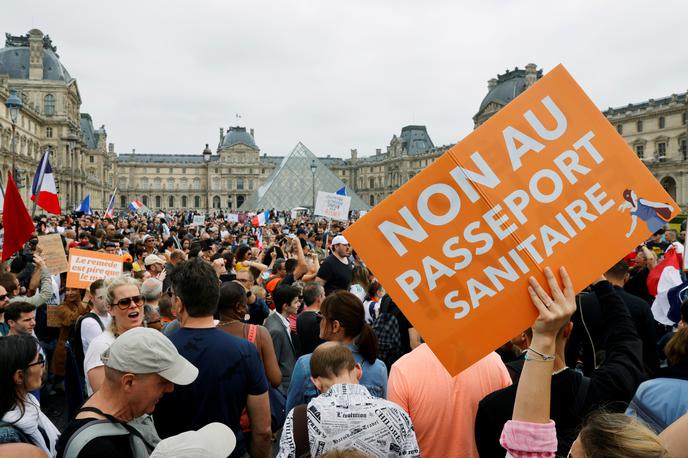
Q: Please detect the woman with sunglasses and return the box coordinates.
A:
[0,334,60,456]
[285,290,387,413]
[83,275,144,395]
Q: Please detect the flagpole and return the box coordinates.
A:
[31,148,50,217]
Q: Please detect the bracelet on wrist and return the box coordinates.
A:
[526,347,555,362]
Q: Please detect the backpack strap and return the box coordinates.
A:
[68,407,154,456]
[293,404,310,458]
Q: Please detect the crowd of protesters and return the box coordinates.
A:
[0,209,687,457]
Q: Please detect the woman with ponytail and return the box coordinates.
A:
[285,290,388,412]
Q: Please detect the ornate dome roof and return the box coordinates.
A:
[222,126,257,149]
[478,65,542,112]
[0,31,72,82]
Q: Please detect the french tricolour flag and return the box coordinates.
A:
[31,150,61,214]
[128,200,143,212]
[649,247,686,325]
[104,188,117,218]
[252,210,270,227]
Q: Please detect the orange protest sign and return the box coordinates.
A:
[345,65,679,376]
[66,248,123,289]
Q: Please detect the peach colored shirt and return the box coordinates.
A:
[388,344,512,458]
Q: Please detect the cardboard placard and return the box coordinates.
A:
[315,192,351,221]
[38,234,68,275]
[192,215,206,226]
[344,65,679,376]
[66,248,123,289]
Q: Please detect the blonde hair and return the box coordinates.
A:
[579,412,669,458]
[251,285,266,299]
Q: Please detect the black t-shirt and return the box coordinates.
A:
[624,267,653,304]
[316,255,353,295]
[153,328,268,457]
[56,419,133,458]
[296,310,324,356]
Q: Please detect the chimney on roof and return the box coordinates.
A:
[108,143,114,153]
[350,148,357,161]
[28,29,44,81]
[132,148,136,154]
[488,78,497,91]
[525,63,538,87]
[250,128,254,139]
[220,128,224,144]
[376,148,381,156]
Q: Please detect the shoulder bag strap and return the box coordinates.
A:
[293,404,310,458]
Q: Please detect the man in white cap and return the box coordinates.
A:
[56,327,199,457]
[316,235,353,296]
[145,254,166,280]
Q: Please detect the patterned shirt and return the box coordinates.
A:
[278,383,420,458]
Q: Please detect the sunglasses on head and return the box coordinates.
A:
[0,294,8,301]
[113,295,144,309]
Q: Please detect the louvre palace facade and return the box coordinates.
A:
[1,29,686,213]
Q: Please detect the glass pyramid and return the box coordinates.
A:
[240,142,370,211]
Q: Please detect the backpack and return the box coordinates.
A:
[62,407,155,458]
[371,296,403,370]
[71,313,104,377]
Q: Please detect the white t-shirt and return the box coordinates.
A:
[80,312,113,357]
[83,330,116,396]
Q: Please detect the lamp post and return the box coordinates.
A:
[203,143,212,213]
[5,89,23,184]
[310,160,317,212]
[66,130,78,209]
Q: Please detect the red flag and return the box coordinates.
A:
[2,173,35,261]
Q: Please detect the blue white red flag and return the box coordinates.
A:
[251,210,269,227]
[31,150,61,214]
[104,188,117,218]
[128,200,143,212]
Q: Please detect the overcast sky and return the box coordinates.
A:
[3,1,687,158]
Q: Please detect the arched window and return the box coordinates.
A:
[194,196,201,207]
[181,195,188,207]
[237,195,245,208]
[155,195,161,208]
[168,196,174,208]
[213,196,221,208]
[661,177,677,201]
[44,94,55,116]
[142,196,148,206]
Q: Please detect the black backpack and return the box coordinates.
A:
[371,296,403,370]
[71,313,104,377]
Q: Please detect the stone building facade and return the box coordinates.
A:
[0,29,115,211]
[2,33,685,215]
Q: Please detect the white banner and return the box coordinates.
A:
[314,191,351,221]
[226,213,239,223]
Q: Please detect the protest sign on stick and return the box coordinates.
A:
[344,64,679,375]
[315,191,351,221]
[192,215,206,226]
[66,248,123,289]
[38,234,69,275]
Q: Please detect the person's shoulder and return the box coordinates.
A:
[89,330,115,348]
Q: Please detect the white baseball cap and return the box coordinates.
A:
[144,254,166,266]
[331,235,349,246]
[149,422,236,458]
[101,327,198,385]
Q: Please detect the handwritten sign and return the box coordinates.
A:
[315,192,351,221]
[38,234,68,275]
[66,248,123,289]
[344,65,679,375]
[226,213,239,223]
